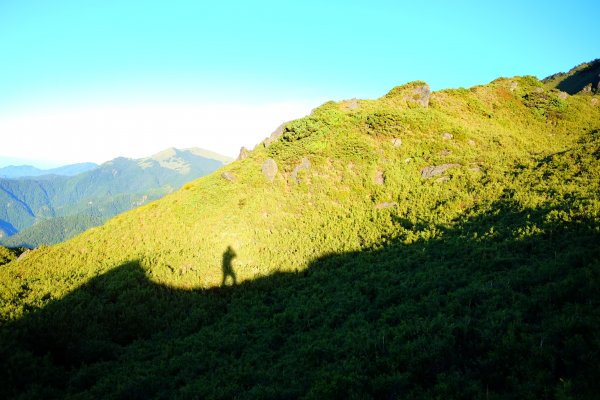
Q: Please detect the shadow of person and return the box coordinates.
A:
[221,246,237,286]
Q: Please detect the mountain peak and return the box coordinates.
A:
[150,147,179,161]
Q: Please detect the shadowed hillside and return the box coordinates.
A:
[1,194,598,399]
[543,59,600,94]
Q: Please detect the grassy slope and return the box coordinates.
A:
[0,76,599,398]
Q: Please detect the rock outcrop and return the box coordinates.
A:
[421,163,460,178]
[221,171,236,182]
[237,147,250,161]
[373,170,385,185]
[264,123,287,146]
[342,99,360,110]
[374,201,398,209]
[262,158,278,182]
[291,157,311,184]
[384,81,431,108]
[411,84,431,107]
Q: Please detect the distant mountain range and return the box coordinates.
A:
[0,147,231,247]
[0,162,98,178]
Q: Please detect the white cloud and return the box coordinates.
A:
[0,99,317,164]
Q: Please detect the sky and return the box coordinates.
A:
[0,0,598,167]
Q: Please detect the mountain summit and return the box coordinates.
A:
[1,66,599,399]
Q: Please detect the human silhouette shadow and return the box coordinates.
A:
[221,246,237,286]
[1,197,599,399]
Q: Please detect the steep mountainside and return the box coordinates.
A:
[543,58,600,94]
[0,73,599,399]
[0,148,231,246]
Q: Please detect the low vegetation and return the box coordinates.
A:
[0,246,22,266]
[0,71,598,399]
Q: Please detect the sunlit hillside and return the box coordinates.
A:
[1,72,599,399]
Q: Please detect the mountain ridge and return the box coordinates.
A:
[0,162,98,179]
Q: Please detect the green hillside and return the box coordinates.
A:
[0,148,231,247]
[1,215,104,249]
[0,73,599,399]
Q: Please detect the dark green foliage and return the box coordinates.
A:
[522,89,567,122]
[281,117,329,142]
[365,111,404,136]
[0,192,598,399]
[0,246,21,265]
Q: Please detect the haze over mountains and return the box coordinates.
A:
[0,60,598,398]
[0,147,231,247]
[0,163,99,179]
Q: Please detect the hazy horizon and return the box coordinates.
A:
[1,0,598,166]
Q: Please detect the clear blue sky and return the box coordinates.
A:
[0,0,598,165]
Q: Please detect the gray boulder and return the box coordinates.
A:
[373,170,385,185]
[264,123,287,146]
[237,147,250,161]
[581,83,593,94]
[384,81,431,108]
[291,157,311,184]
[421,163,460,178]
[412,84,431,107]
[221,171,236,182]
[343,99,360,110]
[262,158,278,182]
[374,201,398,209]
